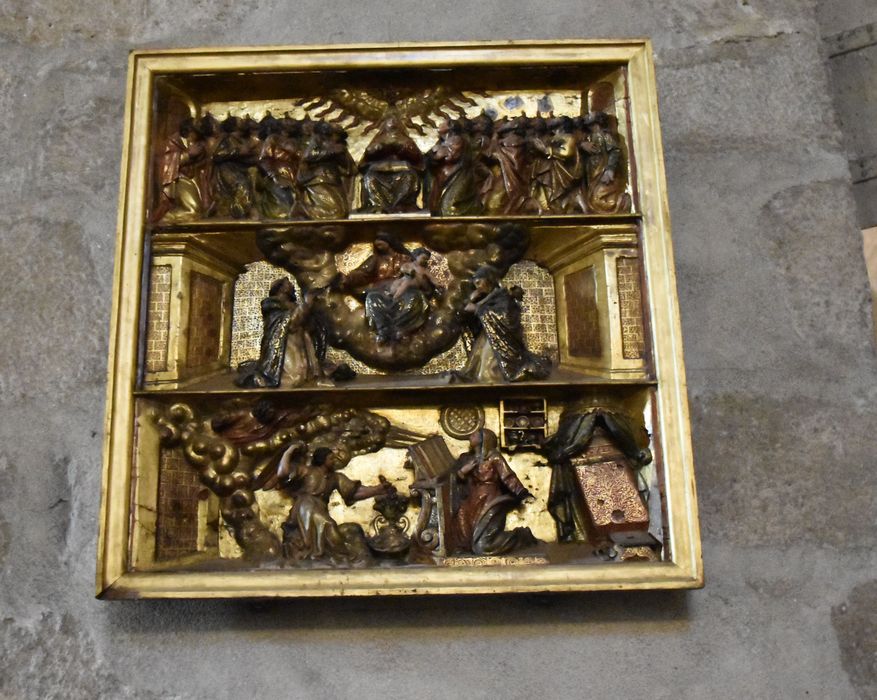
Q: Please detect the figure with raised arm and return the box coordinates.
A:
[274,445,395,565]
[235,277,324,388]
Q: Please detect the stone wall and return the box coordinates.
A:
[1,2,875,699]
[818,0,877,227]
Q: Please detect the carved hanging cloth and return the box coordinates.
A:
[529,137,553,214]
[542,409,648,543]
[361,164,421,212]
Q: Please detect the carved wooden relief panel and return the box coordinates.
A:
[97,41,701,598]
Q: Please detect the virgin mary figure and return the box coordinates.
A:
[450,428,538,555]
[366,248,442,343]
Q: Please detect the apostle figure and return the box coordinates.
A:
[450,429,538,555]
[357,114,424,213]
[527,115,553,214]
[481,116,531,214]
[580,112,631,214]
[453,266,550,383]
[235,277,324,388]
[293,121,355,219]
[425,120,482,216]
[467,112,495,208]
[152,117,209,223]
[195,114,220,214]
[211,116,259,219]
[256,114,302,219]
[536,116,587,214]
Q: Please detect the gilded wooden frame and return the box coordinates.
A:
[97,40,702,598]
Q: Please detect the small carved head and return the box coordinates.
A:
[411,247,431,266]
[269,277,296,301]
[582,111,610,131]
[472,265,500,292]
[311,446,336,470]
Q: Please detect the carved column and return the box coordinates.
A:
[530,224,649,378]
[143,236,243,388]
